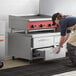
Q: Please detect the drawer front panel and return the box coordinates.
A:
[45,47,66,60]
[33,37,53,48]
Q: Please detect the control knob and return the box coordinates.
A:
[31,25,36,28]
[48,24,53,27]
[39,24,45,27]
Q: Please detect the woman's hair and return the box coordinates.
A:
[52,13,63,25]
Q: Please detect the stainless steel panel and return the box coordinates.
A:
[8,33,32,60]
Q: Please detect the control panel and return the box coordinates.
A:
[27,20,58,30]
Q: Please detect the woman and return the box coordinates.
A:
[52,13,76,67]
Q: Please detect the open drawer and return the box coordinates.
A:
[37,47,66,61]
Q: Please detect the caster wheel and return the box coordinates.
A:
[0,62,4,68]
[12,56,15,60]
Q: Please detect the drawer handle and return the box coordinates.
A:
[38,39,50,41]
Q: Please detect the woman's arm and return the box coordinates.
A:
[56,33,70,53]
[59,33,70,47]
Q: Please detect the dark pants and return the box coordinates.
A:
[67,43,76,65]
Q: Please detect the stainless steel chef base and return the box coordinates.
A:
[8,32,67,61]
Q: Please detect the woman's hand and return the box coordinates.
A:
[56,47,61,54]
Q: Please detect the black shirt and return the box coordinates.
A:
[59,16,76,36]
